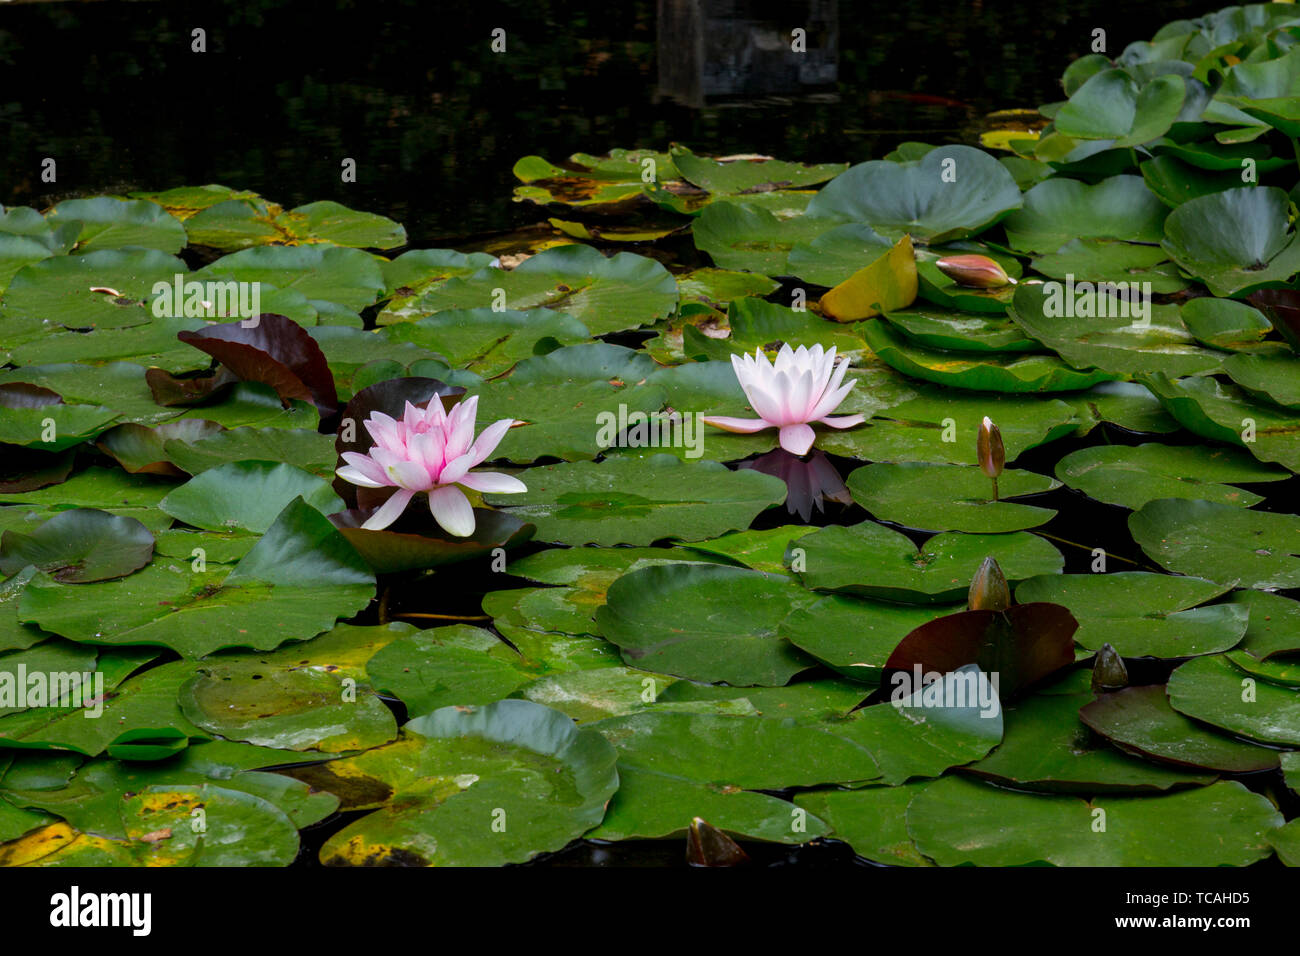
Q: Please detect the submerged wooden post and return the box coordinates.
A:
[657,0,839,107]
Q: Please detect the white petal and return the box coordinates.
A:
[457,471,527,494]
[361,489,415,530]
[428,484,476,537]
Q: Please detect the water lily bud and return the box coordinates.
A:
[968,556,1011,612]
[686,817,749,867]
[977,416,1005,479]
[934,254,1016,289]
[1091,643,1129,693]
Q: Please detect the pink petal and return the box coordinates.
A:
[457,470,527,494]
[386,459,434,491]
[444,395,479,461]
[466,417,515,467]
[339,452,391,487]
[701,415,773,434]
[363,411,402,450]
[428,484,475,537]
[410,430,446,483]
[361,489,415,530]
[778,423,816,456]
[818,413,867,429]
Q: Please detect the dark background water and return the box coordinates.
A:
[1,0,1208,244]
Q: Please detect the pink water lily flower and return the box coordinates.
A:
[337,395,525,536]
[702,344,865,456]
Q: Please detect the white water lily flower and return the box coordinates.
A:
[702,344,865,456]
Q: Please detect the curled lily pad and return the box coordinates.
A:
[819,235,918,321]
[161,461,343,533]
[863,319,1116,393]
[795,521,1063,603]
[908,776,1280,866]
[1161,186,1300,296]
[671,146,846,195]
[1232,590,1300,661]
[1054,442,1288,511]
[96,419,225,476]
[1141,372,1300,472]
[1017,571,1246,658]
[881,306,1037,353]
[1080,685,1279,773]
[1224,351,1300,409]
[310,700,619,866]
[1180,297,1275,351]
[1129,498,1300,590]
[0,509,154,583]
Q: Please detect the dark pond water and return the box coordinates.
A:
[2,0,1208,242]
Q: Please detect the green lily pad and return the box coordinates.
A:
[2,249,189,330]
[484,455,786,546]
[178,660,396,753]
[692,203,837,275]
[159,426,336,477]
[820,387,1078,464]
[1017,570,1247,658]
[795,521,1063,603]
[591,763,829,845]
[683,297,868,362]
[1129,497,1300,590]
[793,784,932,866]
[1055,442,1288,510]
[908,776,1280,866]
[1142,372,1300,472]
[160,461,344,533]
[784,222,893,286]
[394,245,678,335]
[778,594,960,681]
[805,145,1022,244]
[378,308,590,376]
[0,403,121,452]
[0,740,337,838]
[1002,175,1169,253]
[313,700,618,866]
[1009,284,1224,379]
[675,267,779,309]
[913,242,1024,313]
[0,508,154,583]
[967,683,1217,791]
[1161,186,1300,297]
[512,149,678,208]
[185,199,405,251]
[1168,653,1300,745]
[1224,351,1300,408]
[1029,239,1189,294]
[46,197,187,254]
[863,319,1116,393]
[1180,296,1276,350]
[847,462,1059,533]
[9,316,211,371]
[1066,381,1180,436]
[672,146,846,194]
[1053,70,1185,148]
[1232,590,1300,660]
[196,245,386,312]
[1080,685,1279,772]
[881,306,1037,353]
[476,344,669,463]
[18,497,374,657]
[596,564,816,686]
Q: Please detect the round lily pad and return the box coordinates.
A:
[160,461,344,533]
[596,563,816,686]
[1129,498,1300,590]
[1162,186,1300,296]
[1055,442,1288,511]
[847,462,1058,533]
